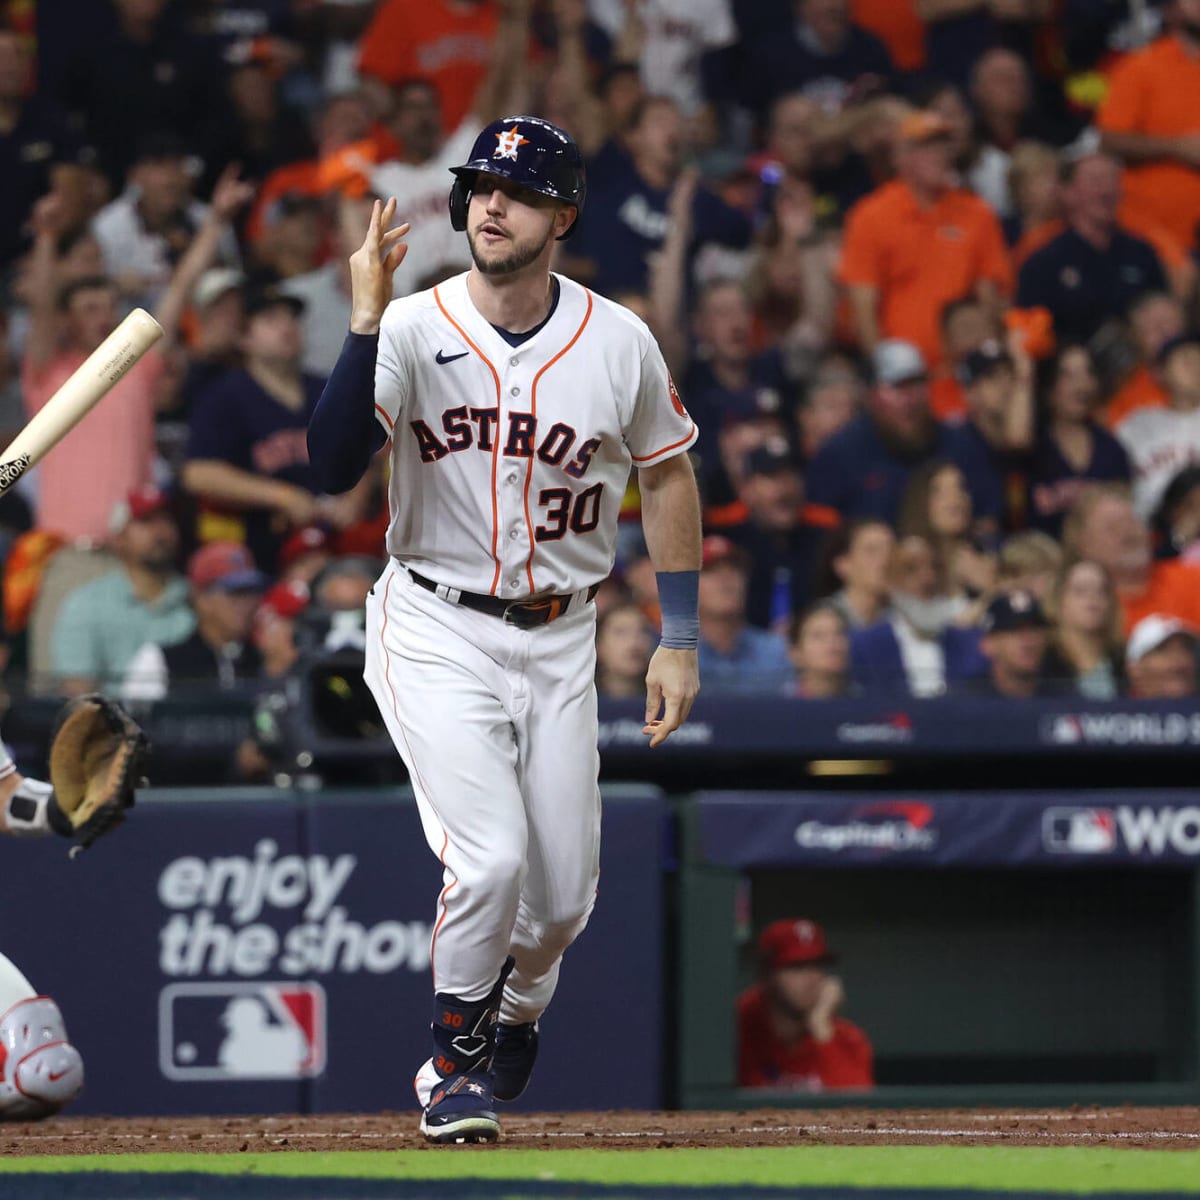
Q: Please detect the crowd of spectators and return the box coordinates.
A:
[4,0,1200,711]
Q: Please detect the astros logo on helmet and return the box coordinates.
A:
[448,115,587,240]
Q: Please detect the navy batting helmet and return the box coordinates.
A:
[448,115,586,240]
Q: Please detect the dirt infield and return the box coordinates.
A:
[2,1107,1199,1156]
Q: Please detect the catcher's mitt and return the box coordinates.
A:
[47,694,149,851]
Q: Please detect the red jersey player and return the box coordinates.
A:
[737,918,874,1091]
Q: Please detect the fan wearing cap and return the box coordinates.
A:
[723,440,826,632]
[278,525,335,585]
[1116,333,1200,523]
[698,535,794,694]
[805,339,962,527]
[1126,613,1199,699]
[737,918,874,1091]
[122,542,267,703]
[943,332,1035,535]
[1016,152,1167,347]
[967,588,1058,699]
[48,486,194,695]
[144,165,258,419]
[183,285,367,572]
[838,108,1011,368]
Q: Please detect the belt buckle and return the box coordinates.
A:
[503,597,565,628]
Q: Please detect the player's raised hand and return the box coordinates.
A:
[348,197,410,336]
[643,646,699,749]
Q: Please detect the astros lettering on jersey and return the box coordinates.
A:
[373,271,697,598]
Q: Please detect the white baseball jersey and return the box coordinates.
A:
[1116,405,1200,519]
[373,271,697,598]
[368,123,478,297]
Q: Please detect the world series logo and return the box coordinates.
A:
[159,981,326,1081]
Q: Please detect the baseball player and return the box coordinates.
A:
[0,758,85,1120]
[308,115,702,1143]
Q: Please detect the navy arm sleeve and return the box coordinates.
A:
[307,331,388,494]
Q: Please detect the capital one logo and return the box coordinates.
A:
[159,981,326,1081]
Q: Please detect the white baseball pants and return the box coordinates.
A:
[364,560,601,1024]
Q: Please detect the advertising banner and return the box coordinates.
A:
[697,790,1200,868]
[597,697,1200,759]
[0,786,665,1115]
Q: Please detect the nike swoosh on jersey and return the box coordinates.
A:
[435,349,469,365]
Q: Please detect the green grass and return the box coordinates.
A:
[1,1146,1199,1192]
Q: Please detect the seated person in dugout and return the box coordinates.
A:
[737,918,874,1091]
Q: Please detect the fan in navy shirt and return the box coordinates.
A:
[1016,152,1167,346]
[683,280,798,506]
[741,0,894,118]
[183,286,327,572]
[724,441,825,631]
[944,340,1035,537]
[1027,344,1131,539]
[806,340,958,527]
[567,96,751,298]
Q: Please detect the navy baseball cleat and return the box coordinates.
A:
[419,1071,501,1144]
[493,1021,538,1102]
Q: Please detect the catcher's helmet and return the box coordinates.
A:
[448,115,586,240]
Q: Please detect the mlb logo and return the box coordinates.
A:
[1043,808,1117,855]
[159,982,326,1081]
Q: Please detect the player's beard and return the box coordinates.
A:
[468,224,555,276]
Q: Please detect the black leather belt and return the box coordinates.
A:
[407,568,599,629]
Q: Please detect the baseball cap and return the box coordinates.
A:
[743,439,799,478]
[757,919,837,971]
[257,579,311,623]
[721,386,784,428]
[244,283,305,319]
[872,339,927,387]
[192,267,245,312]
[981,588,1050,633]
[279,525,334,573]
[187,542,269,592]
[108,484,171,535]
[958,339,1013,387]
[701,534,748,571]
[898,110,951,144]
[1126,613,1199,665]
[1155,333,1200,369]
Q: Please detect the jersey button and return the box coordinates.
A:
[509,357,520,366]
[509,529,520,540]
[510,386,521,397]
[509,580,521,591]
